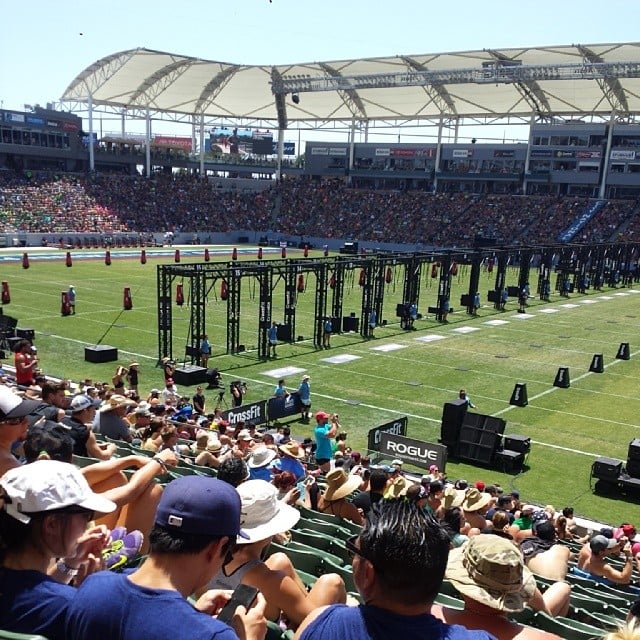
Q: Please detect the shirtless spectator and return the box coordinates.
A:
[574,535,639,587]
[520,519,571,582]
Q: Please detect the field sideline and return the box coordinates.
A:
[3,244,640,526]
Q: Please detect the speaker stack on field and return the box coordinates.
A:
[620,439,640,496]
[592,439,640,496]
[439,399,468,457]
[439,401,529,473]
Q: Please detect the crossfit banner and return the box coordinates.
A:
[221,399,268,426]
[367,416,408,452]
[379,432,447,471]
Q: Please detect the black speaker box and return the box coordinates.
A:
[441,400,468,431]
[16,328,34,341]
[458,440,496,465]
[173,365,208,386]
[277,323,292,342]
[504,435,531,454]
[626,459,640,479]
[620,476,640,495]
[484,416,506,434]
[342,316,359,333]
[628,439,640,462]
[592,456,623,481]
[487,290,500,303]
[461,412,483,429]
[458,426,501,465]
[84,345,118,363]
[460,294,472,306]
[507,286,520,297]
[440,399,468,450]
[184,345,200,358]
[494,449,525,472]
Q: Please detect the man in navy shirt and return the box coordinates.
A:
[295,500,495,640]
[65,476,266,640]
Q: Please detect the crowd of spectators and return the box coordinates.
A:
[2,349,640,638]
[1,170,640,246]
[0,173,128,233]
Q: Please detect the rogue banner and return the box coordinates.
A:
[379,432,447,471]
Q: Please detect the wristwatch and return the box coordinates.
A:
[56,560,79,577]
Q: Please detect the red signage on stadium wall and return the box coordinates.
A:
[62,121,79,132]
[154,135,193,151]
[390,147,435,157]
[575,150,601,159]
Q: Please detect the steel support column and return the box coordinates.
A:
[257,266,273,359]
[227,265,242,354]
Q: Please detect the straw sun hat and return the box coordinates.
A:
[322,469,361,501]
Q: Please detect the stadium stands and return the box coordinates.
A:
[2,170,640,247]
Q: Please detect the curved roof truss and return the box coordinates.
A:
[61,42,640,125]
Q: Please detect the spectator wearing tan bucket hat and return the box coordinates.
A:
[433,534,566,639]
[93,395,136,442]
[316,468,364,525]
[274,440,306,480]
[462,488,493,533]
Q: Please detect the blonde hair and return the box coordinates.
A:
[603,620,640,640]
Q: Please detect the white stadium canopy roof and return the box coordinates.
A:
[61,42,640,126]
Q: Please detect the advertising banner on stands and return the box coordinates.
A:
[268,392,302,422]
[379,432,447,471]
[367,417,408,452]
[220,399,268,427]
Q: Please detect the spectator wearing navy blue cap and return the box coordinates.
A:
[65,476,267,640]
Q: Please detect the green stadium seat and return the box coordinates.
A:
[576,586,633,609]
[434,593,465,609]
[266,542,323,578]
[319,557,356,593]
[297,519,352,541]
[297,505,340,525]
[284,541,344,567]
[572,607,625,630]
[532,611,604,640]
[73,454,98,468]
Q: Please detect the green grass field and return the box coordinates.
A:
[3,244,640,526]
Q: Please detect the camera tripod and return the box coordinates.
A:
[214,390,229,410]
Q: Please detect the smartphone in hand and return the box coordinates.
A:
[217,584,259,624]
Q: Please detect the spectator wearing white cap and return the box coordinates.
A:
[66,476,266,640]
[60,394,116,460]
[206,480,346,629]
[0,385,40,476]
[0,460,115,639]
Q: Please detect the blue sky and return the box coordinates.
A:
[1,0,638,142]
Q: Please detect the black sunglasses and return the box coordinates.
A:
[345,535,374,565]
[222,537,238,565]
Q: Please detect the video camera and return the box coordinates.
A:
[205,367,223,390]
[230,380,248,393]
